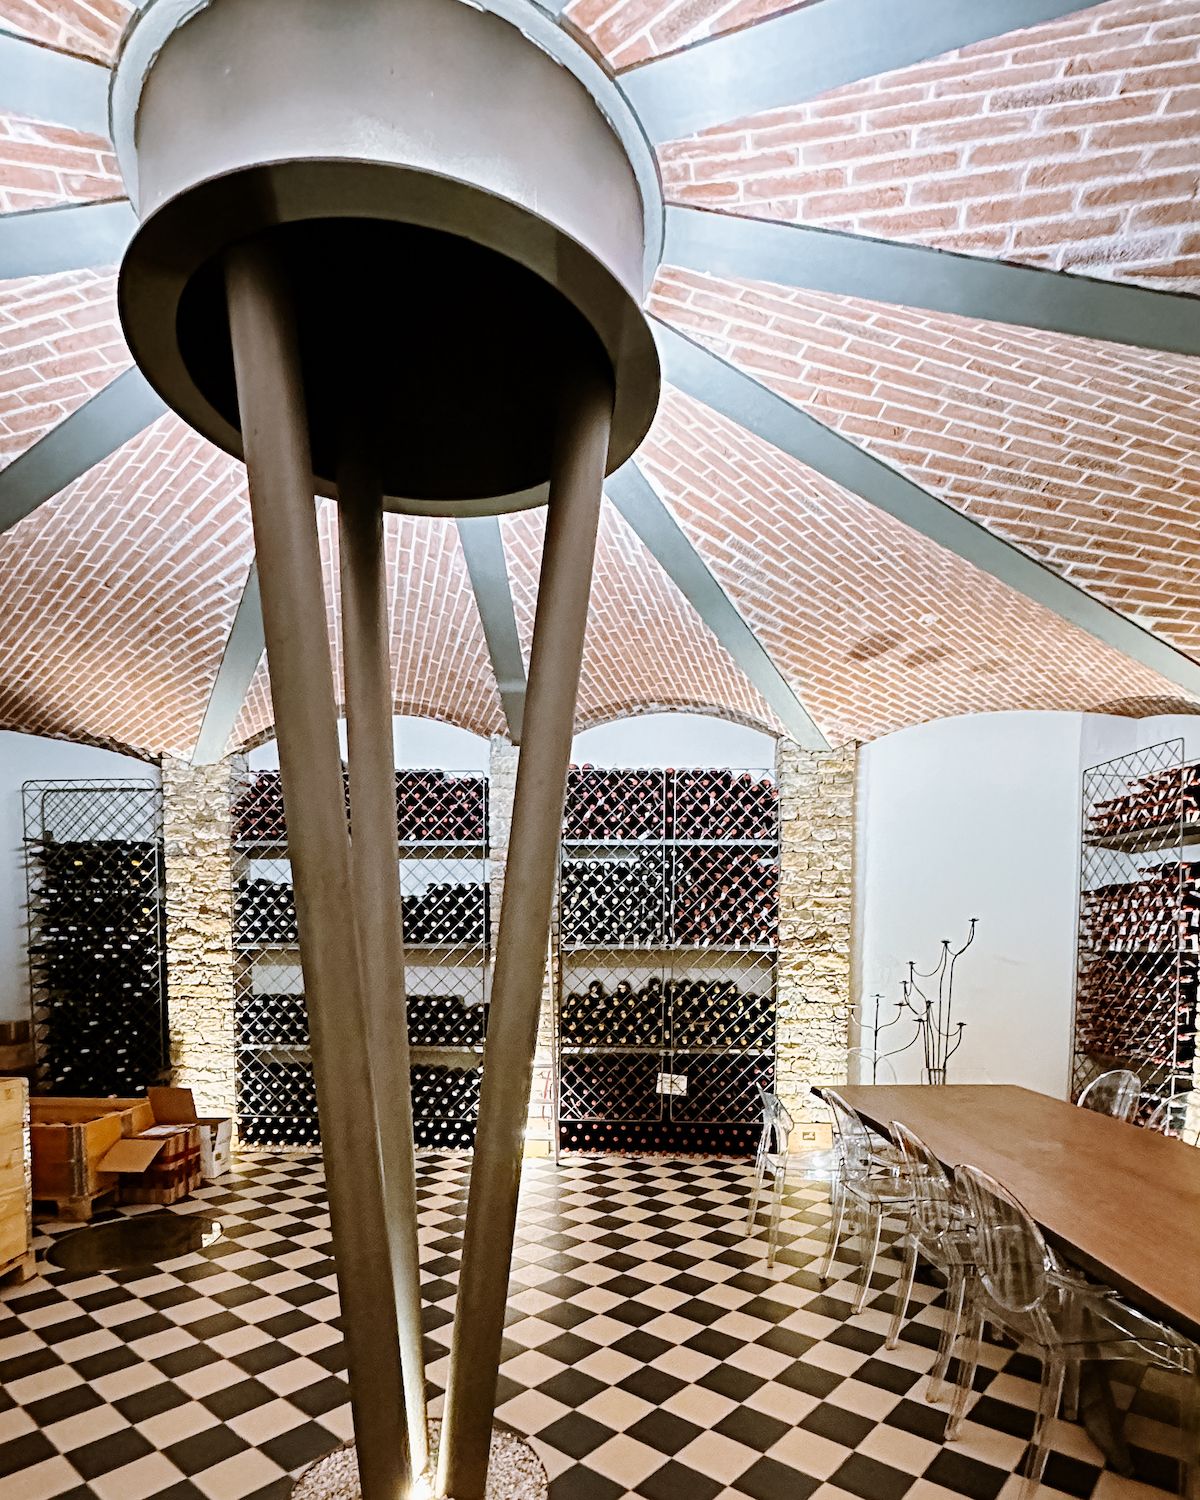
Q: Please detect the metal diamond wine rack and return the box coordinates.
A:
[231,768,490,1148]
[1074,739,1199,1121]
[555,766,779,1157]
[23,781,168,1097]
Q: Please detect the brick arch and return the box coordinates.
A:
[573,697,780,737]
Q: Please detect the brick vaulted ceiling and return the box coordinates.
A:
[0,0,1199,760]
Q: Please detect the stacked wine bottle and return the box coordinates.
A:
[27,835,167,1096]
[1088,763,1200,844]
[557,766,780,1157]
[232,767,490,1149]
[1075,747,1200,1116]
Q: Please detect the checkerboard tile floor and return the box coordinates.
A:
[0,1153,1188,1500]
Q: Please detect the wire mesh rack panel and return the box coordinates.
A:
[23,781,168,1097]
[556,766,779,1157]
[230,768,490,1150]
[1075,740,1199,1121]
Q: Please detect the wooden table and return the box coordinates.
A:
[837,1084,1200,1341]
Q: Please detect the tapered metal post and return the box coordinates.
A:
[439,363,614,1500]
[338,435,430,1478]
[225,239,412,1500]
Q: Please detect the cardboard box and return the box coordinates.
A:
[147,1088,232,1183]
[105,1123,202,1205]
[197,1119,232,1180]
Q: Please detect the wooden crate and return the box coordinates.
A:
[29,1097,154,1218]
[0,1077,31,1272]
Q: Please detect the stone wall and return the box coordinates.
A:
[775,739,857,1127]
[162,757,238,1119]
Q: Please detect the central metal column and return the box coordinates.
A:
[439,364,614,1500]
[337,426,430,1479]
[225,239,412,1500]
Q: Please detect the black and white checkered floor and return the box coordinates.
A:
[0,1153,1188,1500]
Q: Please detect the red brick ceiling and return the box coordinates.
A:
[564,0,799,71]
[0,0,1198,756]
[0,112,121,213]
[0,0,130,63]
[650,266,1200,652]
[0,267,129,464]
[640,386,1190,743]
[659,0,1200,292]
[0,413,252,757]
[503,501,779,733]
[232,505,505,748]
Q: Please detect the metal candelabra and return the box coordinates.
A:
[848,920,978,1084]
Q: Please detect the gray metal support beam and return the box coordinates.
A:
[0,200,137,281]
[0,29,110,134]
[457,516,527,742]
[606,461,829,747]
[191,565,265,764]
[654,318,1200,700]
[623,0,1110,142]
[0,367,165,533]
[663,207,1200,358]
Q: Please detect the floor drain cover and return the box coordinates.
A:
[45,1212,223,1273]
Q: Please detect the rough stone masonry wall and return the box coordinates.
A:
[162,756,238,1120]
[775,738,857,1128]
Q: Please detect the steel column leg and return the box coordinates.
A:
[225,239,411,1500]
[438,364,613,1500]
[338,437,430,1479]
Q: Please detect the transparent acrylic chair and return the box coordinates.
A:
[846,1047,898,1085]
[1076,1068,1142,1122]
[746,1088,794,1268]
[886,1122,975,1404]
[1148,1088,1200,1146]
[950,1165,1200,1498]
[818,1090,912,1315]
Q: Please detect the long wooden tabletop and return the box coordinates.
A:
[837,1084,1200,1340]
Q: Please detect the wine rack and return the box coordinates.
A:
[231,768,489,1149]
[555,766,779,1157]
[1075,741,1199,1121]
[22,782,168,1097]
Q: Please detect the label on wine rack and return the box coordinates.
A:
[656,1072,687,1096]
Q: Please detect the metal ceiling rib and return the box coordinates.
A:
[456,516,527,742]
[0,28,111,133]
[605,461,829,748]
[0,367,166,533]
[621,0,1112,141]
[663,208,1200,358]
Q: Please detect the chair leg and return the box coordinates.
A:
[1022,1354,1067,1499]
[929,1264,968,1402]
[886,1233,919,1351]
[1063,1358,1080,1423]
[945,1298,984,1439]
[853,1203,883,1316]
[817,1179,847,1282]
[746,1152,766,1235]
[1182,1367,1200,1500]
[766,1159,787,1270]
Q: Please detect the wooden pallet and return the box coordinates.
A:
[32,1186,117,1223]
[0,1249,35,1286]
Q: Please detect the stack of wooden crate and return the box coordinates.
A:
[0,1076,33,1284]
